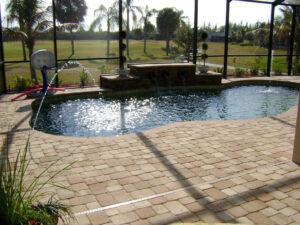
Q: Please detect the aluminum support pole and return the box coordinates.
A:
[288,6,297,75]
[119,0,124,69]
[0,3,6,93]
[223,0,231,79]
[193,0,198,65]
[52,0,59,87]
[267,4,275,76]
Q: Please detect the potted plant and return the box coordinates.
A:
[117,68,130,77]
[199,32,209,74]
[30,197,71,224]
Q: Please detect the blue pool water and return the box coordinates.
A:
[31,85,299,137]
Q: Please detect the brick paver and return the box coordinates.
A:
[1,77,300,224]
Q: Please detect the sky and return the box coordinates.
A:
[1,0,285,30]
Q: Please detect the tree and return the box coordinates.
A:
[90,2,118,57]
[139,5,157,54]
[125,0,141,57]
[174,24,194,62]
[55,0,87,55]
[252,22,269,47]
[236,22,251,43]
[6,0,51,84]
[133,28,143,39]
[6,27,27,61]
[278,7,300,64]
[156,8,181,56]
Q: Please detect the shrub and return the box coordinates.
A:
[200,32,209,67]
[214,67,224,74]
[202,43,208,50]
[14,75,34,91]
[173,25,194,62]
[261,68,268,76]
[249,58,261,75]
[293,61,300,75]
[250,67,259,75]
[240,41,254,46]
[274,67,282,75]
[235,67,247,76]
[80,69,89,87]
[201,32,208,40]
[99,64,115,74]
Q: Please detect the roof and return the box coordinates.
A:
[235,0,300,6]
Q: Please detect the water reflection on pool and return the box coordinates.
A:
[31,85,299,137]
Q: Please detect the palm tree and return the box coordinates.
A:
[157,8,187,56]
[139,5,156,54]
[176,9,187,28]
[237,22,251,43]
[6,0,51,84]
[90,2,119,58]
[125,0,141,57]
[278,7,292,60]
[278,7,300,63]
[250,22,269,47]
[55,0,87,56]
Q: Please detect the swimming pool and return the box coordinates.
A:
[31,85,299,137]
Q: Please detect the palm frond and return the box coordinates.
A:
[90,17,103,31]
[4,28,28,40]
[33,20,51,34]
[133,5,143,15]
[94,5,107,17]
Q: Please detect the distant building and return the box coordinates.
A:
[207,32,227,42]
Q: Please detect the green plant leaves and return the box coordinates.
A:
[0,137,74,225]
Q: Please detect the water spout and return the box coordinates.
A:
[178,71,187,90]
[64,61,97,87]
[160,70,171,90]
[148,71,160,93]
[32,60,95,130]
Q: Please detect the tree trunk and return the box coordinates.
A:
[126,7,130,57]
[70,29,74,55]
[107,20,110,57]
[21,40,27,61]
[296,40,300,64]
[144,36,146,54]
[286,38,290,62]
[166,39,170,56]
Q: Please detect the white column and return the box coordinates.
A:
[293,95,300,163]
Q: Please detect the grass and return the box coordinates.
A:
[3,39,289,90]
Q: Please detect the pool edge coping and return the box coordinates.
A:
[14,77,299,142]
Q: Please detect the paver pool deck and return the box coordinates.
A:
[0,76,300,225]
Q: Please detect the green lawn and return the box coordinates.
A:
[3,39,289,90]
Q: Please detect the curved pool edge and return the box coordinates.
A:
[30,77,300,107]
[27,104,298,143]
[4,77,300,225]
[27,77,300,141]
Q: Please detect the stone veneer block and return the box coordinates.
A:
[100,63,222,91]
